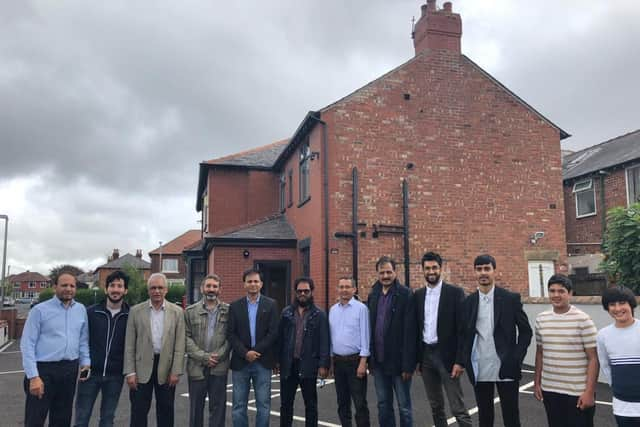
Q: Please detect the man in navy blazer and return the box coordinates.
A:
[463,254,532,427]
[414,252,472,427]
[227,268,279,427]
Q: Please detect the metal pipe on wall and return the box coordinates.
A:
[402,180,410,287]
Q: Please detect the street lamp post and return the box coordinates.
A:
[0,215,8,308]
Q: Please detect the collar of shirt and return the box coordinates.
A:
[149,300,166,311]
[426,280,443,295]
[203,300,219,312]
[339,297,355,307]
[478,285,495,303]
[52,295,76,308]
[246,295,261,305]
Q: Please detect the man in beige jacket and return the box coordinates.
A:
[185,274,230,427]
[124,273,186,427]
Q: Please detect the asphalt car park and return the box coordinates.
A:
[0,340,617,426]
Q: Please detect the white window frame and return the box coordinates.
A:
[162,258,179,273]
[28,282,36,289]
[626,165,640,206]
[573,178,596,218]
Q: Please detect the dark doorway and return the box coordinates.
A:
[254,260,291,313]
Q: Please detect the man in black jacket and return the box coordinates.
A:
[368,256,416,427]
[276,277,330,427]
[414,252,472,427]
[463,254,532,427]
[74,270,130,427]
[227,268,279,427]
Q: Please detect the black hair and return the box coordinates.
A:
[106,270,129,289]
[53,267,78,285]
[338,277,356,287]
[421,252,443,268]
[294,277,315,291]
[376,256,396,271]
[601,286,637,313]
[242,268,263,282]
[474,254,496,269]
[547,274,572,292]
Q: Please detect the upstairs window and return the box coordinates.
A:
[573,179,596,218]
[299,141,311,204]
[162,258,179,273]
[627,166,640,206]
[279,174,286,212]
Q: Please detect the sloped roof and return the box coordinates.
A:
[204,139,289,169]
[213,214,296,240]
[95,253,151,270]
[149,230,202,255]
[10,271,49,283]
[563,129,640,181]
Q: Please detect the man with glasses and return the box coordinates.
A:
[276,277,330,427]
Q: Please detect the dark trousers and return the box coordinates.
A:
[615,416,640,427]
[333,357,370,427]
[188,372,227,427]
[474,381,520,427]
[421,345,472,427]
[129,355,176,427]
[280,359,318,427]
[24,360,79,427]
[542,390,595,427]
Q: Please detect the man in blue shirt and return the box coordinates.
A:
[21,267,91,427]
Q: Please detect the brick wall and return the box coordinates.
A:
[150,254,187,281]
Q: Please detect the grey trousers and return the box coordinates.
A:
[420,344,472,427]
[188,373,227,427]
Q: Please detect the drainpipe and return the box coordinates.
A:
[402,179,410,287]
[352,167,359,288]
[598,170,608,245]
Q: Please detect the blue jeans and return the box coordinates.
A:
[232,362,272,427]
[74,374,124,427]
[373,370,413,427]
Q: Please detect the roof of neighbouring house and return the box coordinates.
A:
[204,139,289,169]
[212,214,296,240]
[563,129,640,181]
[95,253,151,270]
[149,230,202,255]
[10,271,50,283]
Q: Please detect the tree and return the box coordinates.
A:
[601,202,640,293]
[122,263,147,305]
[49,264,84,283]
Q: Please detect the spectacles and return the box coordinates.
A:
[296,289,311,295]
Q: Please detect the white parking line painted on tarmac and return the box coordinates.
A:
[0,341,14,353]
[0,370,24,375]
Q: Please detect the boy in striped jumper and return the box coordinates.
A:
[597,286,640,427]
[534,275,598,427]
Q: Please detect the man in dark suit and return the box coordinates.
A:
[414,252,472,427]
[227,268,279,427]
[463,254,532,427]
[368,256,416,427]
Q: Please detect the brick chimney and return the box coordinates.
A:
[112,249,119,260]
[412,0,462,55]
[135,249,142,258]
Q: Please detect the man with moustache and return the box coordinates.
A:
[227,268,279,427]
[463,254,532,427]
[184,274,230,427]
[368,256,416,427]
[124,273,186,427]
[75,270,131,427]
[21,267,91,427]
[413,252,472,427]
[276,277,330,427]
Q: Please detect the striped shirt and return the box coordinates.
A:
[534,305,597,396]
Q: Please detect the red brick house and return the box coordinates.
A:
[563,129,640,275]
[94,249,151,289]
[194,0,569,310]
[149,229,202,287]
[10,271,50,299]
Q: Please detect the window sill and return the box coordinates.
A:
[576,212,597,219]
[297,196,311,208]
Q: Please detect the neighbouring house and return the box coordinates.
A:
[76,271,97,288]
[192,0,569,310]
[563,129,640,280]
[149,229,202,288]
[10,271,50,299]
[94,249,151,288]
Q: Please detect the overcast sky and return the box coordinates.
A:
[1,0,638,276]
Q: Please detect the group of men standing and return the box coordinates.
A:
[19,252,640,427]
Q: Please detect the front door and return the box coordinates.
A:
[527,261,554,297]
[254,261,291,312]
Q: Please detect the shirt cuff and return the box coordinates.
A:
[126,372,136,377]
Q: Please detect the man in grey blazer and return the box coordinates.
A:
[124,273,186,427]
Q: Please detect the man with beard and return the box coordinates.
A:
[413,252,472,427]
[276,277,330,427]
[21,267,91,427]
[184,274,230,427]
[462,254,532,427]
[74,270,130,427]
[368,256,416,427]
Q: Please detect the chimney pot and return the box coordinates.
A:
[112,249,119,260]
[443,1,452,12]
[427,0,437,11]
[136,249,142,258]
[421,4,428,17]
